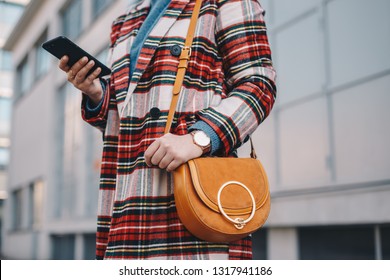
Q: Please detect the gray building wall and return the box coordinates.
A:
[0,0,28,257]
[246,0,390,259]
[3,0,128,260]
[2,0,390,260]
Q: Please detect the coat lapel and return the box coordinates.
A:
[120,0,191,116]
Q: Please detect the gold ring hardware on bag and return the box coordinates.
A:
[217,181,256,230]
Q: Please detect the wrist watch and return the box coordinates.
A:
[190,130,211,154]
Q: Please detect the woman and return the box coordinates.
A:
[59,0,276,260]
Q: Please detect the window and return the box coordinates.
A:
[252,229,267,260]
[0,50,13,71]
[0,71,13,96]
[0,2,24,25]
[83,234,96,260]
[56,83,83,218]
[12,189,23,230]
[15,56,31,100]
[62,0,83,40]
[381,225,390,260]
[0,147,9,169]
[92,0,111,18]
[51,235,75,260]
[0,2,24,42]
[0,97,11,138]
[299,226,376,260]
[28,180,44,228]
[34,31,50,79]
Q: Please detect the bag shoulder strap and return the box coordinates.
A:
[164,0,257,159]
[164,0,203,134]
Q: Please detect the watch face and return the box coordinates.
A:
[194,131,210,147]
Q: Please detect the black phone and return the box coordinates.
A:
[42,36,111,78]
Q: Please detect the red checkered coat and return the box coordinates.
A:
[82,0,276,259]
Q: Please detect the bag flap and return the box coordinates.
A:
[187,157,269,215]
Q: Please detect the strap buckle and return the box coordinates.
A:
[178,47,192,70]
[180,46,192,60]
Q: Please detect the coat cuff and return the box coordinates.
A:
[81,79,109,131]
[83,79,106,118]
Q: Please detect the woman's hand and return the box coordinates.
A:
[144,133,203,172]
[58,56,103,105]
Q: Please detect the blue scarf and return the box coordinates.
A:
[130,0,171,76]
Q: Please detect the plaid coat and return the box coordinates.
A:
[82,0,276,259]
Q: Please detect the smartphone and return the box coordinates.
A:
[42,36,111,78]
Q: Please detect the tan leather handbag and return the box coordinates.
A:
[165,0,271,243]
[173,152,271,242]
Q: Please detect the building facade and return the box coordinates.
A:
[2,0,390,260]
[3,0,128,260]
[0,0,29,255]
[249,0,390,260]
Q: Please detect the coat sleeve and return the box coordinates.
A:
[80,15,123,133]
[81,77,112,133]
[195,0,277,155]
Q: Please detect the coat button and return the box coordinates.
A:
[150,107,161,120]
[171,45,182,57]
[185,115,194,122]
